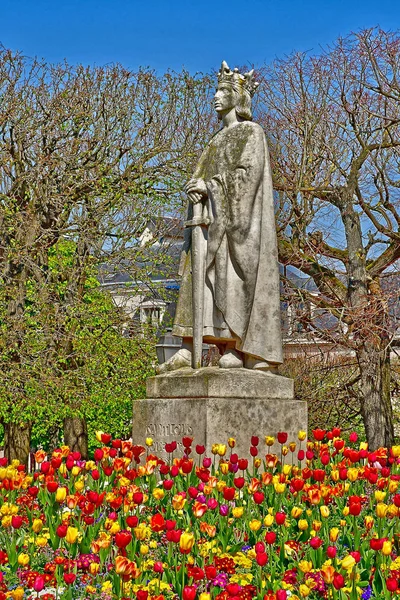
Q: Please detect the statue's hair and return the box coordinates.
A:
[233,85,252,121]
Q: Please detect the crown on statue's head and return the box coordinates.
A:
[217,61,260,97]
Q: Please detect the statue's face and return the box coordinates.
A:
[214,85,237,115]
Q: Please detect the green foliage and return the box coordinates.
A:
[0,239,156,452]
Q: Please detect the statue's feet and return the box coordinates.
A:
[218,348,244,369]
[156,348,192,374]
[244,354,279,373]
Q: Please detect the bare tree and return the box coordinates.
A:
[0,48,215,462]
[259,29,400,448]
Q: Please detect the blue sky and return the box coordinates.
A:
[1,0,399,72]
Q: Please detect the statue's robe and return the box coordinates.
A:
[173,120,283,364]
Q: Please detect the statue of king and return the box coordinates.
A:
[158,61,283,372]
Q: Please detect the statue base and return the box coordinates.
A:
[132,368,307,459]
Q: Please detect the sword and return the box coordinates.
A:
[185,195,209,369]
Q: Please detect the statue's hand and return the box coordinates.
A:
[185,178,207,198]
[187,192,203,204]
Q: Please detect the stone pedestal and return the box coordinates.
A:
[132,368,307,459]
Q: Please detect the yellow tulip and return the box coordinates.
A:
[274,482,286,494]
[199,594,211,600]
[220,462,229,475]
[375,490,386,502]
[17,553,30,566]
[298,519,308,531]
[265,436,275,446]
[376,503,388,518]
[382,540,392,556]
[217,444,227,457]
[65,526,79,544]
[298,431,307,441]
[140,544,149,555]
[299,584,311,597]
[228,437,236,448]
[10,589,24,600]
[232,507,244,518]
[341,555,356,570]
[55,487,67,503]
[391,445,400,458]
[172,494,187,511]
[74,479,84,492]
[320,506,330,518]
[152,488,164,500]
[249,519,262,531]
[342,506,350,516]
[179,531,195,554]
[32,519,43,533]
[313,520,322,532]
[347,468,358,482]
[145,437,153,447]
[330,528,339,542]
[89,562,100,575]
[36,536,48,548]
[291,506,303,519]
[264,514,274,527]
[298,560,313,573]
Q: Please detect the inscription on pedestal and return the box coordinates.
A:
[146,423,194,437]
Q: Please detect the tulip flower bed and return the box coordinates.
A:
[0,430,399,600]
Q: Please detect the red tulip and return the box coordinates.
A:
[94,448,104,462]
[132,492,144,504]
[251,436,259,446]
[386,577,398,592]
[256,552,268,566]
[91,469,100,480]
[137,591,149,600]
[250,446,258,457]
[370,538,384,551]
[154,561,164,573]
[150,513,165,532]
[63,573,76,585]
[265,531,276,544]
[165,519,176,530]
[349,503,361,516]
[182,436,193,448]
[33,576,45,592]
[163,479,174,490]
[223,487,235,501]
[238,458,248,470]
[11,515,23,529]
[28,486,39,497]
[277,432,288,444]
[234,477,245,489]
[46,481,58,493]
[226,583,241,596]
[101,433,112,444]
[195,445,205,455]
[349,432,358,443]
[126,515,139,528]
[292,478,304,492]
[115,530,132,549]
[182,585,197,600]
[275,512,286,525]
[333,573,345,590]
[253,491,265,504]
[205,565,217,579]
[56,524,68,538]
[312,428,326,441]
[297,450,305,461]
[327,546,337,558]
[276,592,287,600]
[255,541,265,554]
[309,536,323,549]
[350,551,361,563]
[40,461,50,474]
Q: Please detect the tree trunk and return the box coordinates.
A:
[63,417,88,459]
[358,342,394,450]
[3,421,32,467]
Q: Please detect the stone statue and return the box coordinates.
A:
[158,61,283,373]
